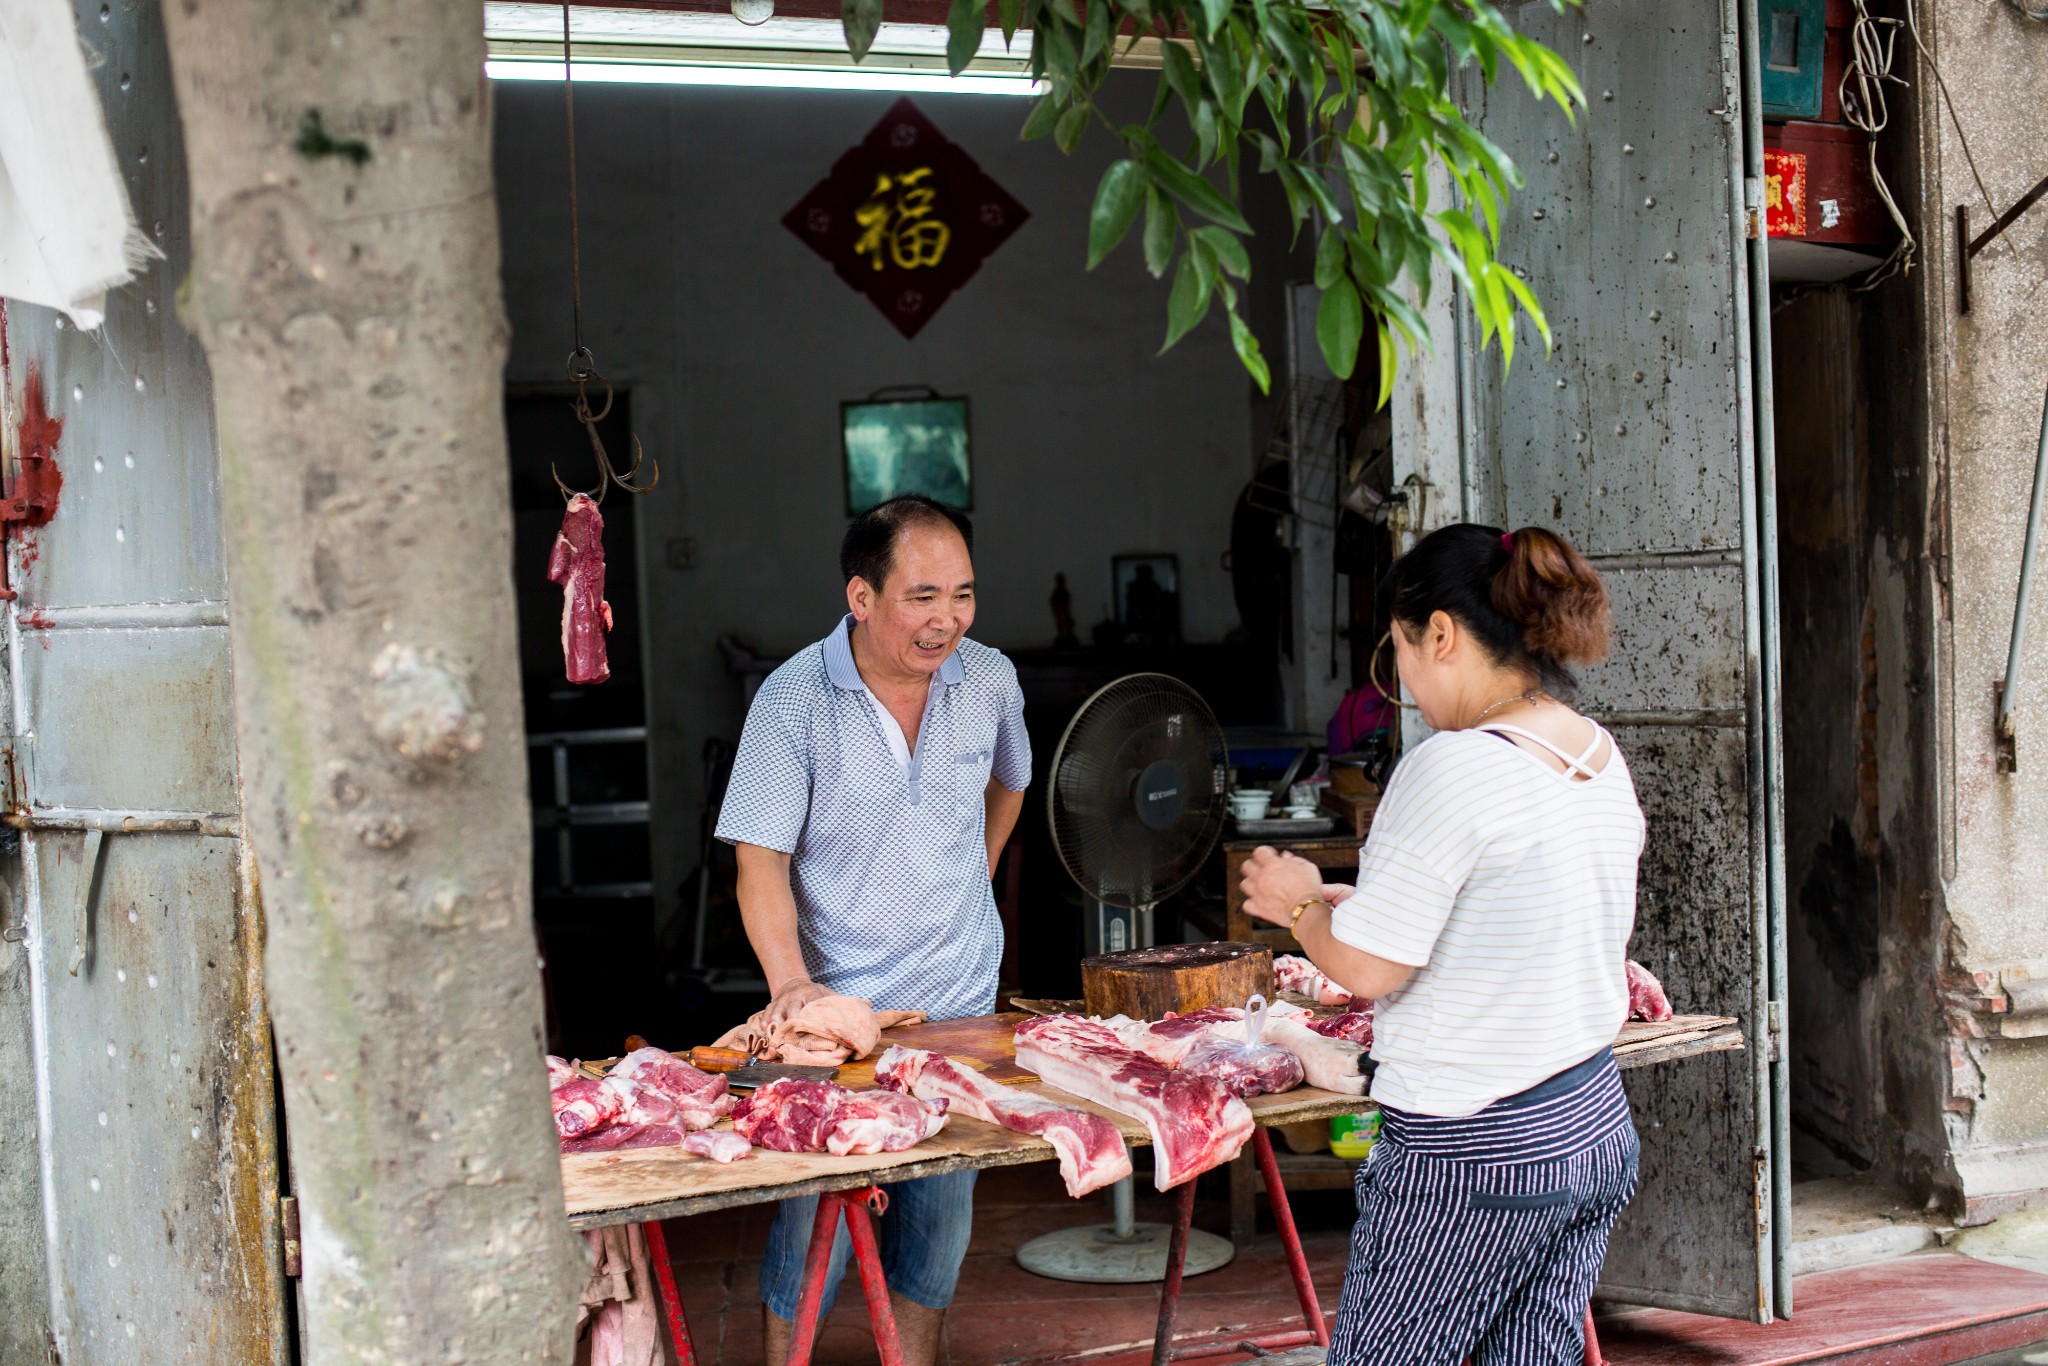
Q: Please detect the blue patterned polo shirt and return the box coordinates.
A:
[714,615,1032,1021]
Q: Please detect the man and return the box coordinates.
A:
[715,494,1030,1366]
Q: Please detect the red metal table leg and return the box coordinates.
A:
[641,1219,697,1366]
[1253,1128,1330,1348]
[1150,1178,1199,1366]
[781,1190,848,1366]
[844,1186,906,1366]
[1582,1305,1604,1366]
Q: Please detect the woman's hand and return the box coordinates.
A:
[1238,847,1329,926]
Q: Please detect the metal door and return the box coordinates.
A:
[0,0,290,1359]
[1447,0,1787,1322]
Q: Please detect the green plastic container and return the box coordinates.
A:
[1330,1110,1380,1160]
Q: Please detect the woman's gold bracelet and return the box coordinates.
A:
[1289,896,1328,931]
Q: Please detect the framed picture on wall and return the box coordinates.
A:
[841,390,973,515]
[1113,553,1181,644]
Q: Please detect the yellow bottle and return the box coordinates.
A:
[1329,1109,1380,1160]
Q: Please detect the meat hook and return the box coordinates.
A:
[551,350,660,505]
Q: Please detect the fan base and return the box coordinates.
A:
[1013,1223,1235,1283]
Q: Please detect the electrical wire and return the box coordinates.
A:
[1838,0,1916,288]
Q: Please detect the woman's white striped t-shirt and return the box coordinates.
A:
[1329,725,1646,1118]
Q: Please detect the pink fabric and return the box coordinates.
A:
[712,994,926,1066]
[574,1226,661,1366]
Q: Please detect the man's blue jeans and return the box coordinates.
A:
[759,1170,978,1322]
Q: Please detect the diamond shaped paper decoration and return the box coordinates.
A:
[782,98,1029,339]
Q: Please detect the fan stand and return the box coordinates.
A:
[1014,904,1235,1285]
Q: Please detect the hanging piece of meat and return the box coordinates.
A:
[1626,959,1674,1022]
[876,1046,1132,1198]
[731,1077,949,1155]
[548,492,613,685]
[1013,1015,1253,1190]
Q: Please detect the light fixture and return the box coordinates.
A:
[485,59,1043,96]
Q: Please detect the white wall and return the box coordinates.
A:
[493,73,1277,931]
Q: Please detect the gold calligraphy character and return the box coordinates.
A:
[853,166,952,271]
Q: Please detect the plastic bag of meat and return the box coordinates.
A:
[1626,959,1674,1022]
[1173,995,1305,1098]
[731,1077,949,1155]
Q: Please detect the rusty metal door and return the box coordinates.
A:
[0,0,290,1360]
[1450,0,1787,1323]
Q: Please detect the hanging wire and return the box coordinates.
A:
[552,0,658,505]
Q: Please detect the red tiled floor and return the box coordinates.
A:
[1596,1254,2048,1365]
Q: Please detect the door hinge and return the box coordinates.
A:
[280,1195,302,1278]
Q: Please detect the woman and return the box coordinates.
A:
[1240,522,1645,1366]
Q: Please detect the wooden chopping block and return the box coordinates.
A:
[1081,942,1274,1020]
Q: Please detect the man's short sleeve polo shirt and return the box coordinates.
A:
[714,617,1031,1022]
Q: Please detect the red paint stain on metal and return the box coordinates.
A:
[19,609,53,630]
[11,367,64,527]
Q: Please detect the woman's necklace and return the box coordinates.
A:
[1473,688,1545,725]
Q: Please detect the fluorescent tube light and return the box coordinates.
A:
[485,58,1043,96]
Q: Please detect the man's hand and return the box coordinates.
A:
[766,978,832,1026]
[1238,846,1328,926]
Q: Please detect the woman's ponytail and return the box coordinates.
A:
[1492,527,1611,667]
[1378,522,1611,698]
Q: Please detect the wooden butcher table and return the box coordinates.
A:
[562,1010,1744,1366]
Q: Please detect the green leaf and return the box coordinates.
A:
[1316,275,1364,380]
[945,0,985,75]
[1193,225,1250,279]
[841,0,882,61]
[1081,0,1112,67]
[1142,185,1179,276]
[1020,92,1064,141]
[998,0,1022,43]
[1228,309,1272,393]
[1497,267,1553,353]
[1087,159,1147,269]
[1196,0,1231,39]
[1144,150,1252,233]
[1313,225,1346,290]
[1162,41,1203,116]
[1054,101,1091,154]
[1374,322,1397,410]
[1162,253,1215,352]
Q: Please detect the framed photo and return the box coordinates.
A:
[841,393,972,515]
[1113,553,1181,643]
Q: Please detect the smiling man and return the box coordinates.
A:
[715,493,1030,1366]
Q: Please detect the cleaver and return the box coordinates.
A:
[721,1062,840,1090]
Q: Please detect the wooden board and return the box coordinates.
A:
[835,1012,1035,1089]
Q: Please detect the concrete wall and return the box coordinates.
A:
[493,73,1277,931]
[1908,1,2048,1219]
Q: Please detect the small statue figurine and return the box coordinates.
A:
[1051,572,1079,648]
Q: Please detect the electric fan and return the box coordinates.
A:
[1016,674,1236,1283]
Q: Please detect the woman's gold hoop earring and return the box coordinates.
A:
[1371,630,1421,711]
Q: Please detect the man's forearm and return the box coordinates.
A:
[734,844,810,992]
[984,780,1026,876]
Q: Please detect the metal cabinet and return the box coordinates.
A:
[1429,0,1790,1323]
[0,0,289,1359]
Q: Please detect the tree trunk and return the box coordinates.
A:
[158,2,584,1359]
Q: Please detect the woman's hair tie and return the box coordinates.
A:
[1500,531,1515,552]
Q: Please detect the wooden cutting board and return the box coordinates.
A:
[837,1011,1035,1089]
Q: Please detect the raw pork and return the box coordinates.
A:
[681,1130,753,1163]
[713,995,927,1067]
[553,1077,623,1141]
[876,1046,1131,1198]
[731,1077,948,1155]
[548,493,613,685]
[1274,954,1356,1007]
[1626,959,1674,1022]
[562,1077,687,1153]
[547,1055,579,1090]
[1105,1003,1304,1099]
[1013,1015,1252,1190]
[1259,1003,1372,1096]
[610,1046,735,1128]
[1300,1007,1374,1048]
